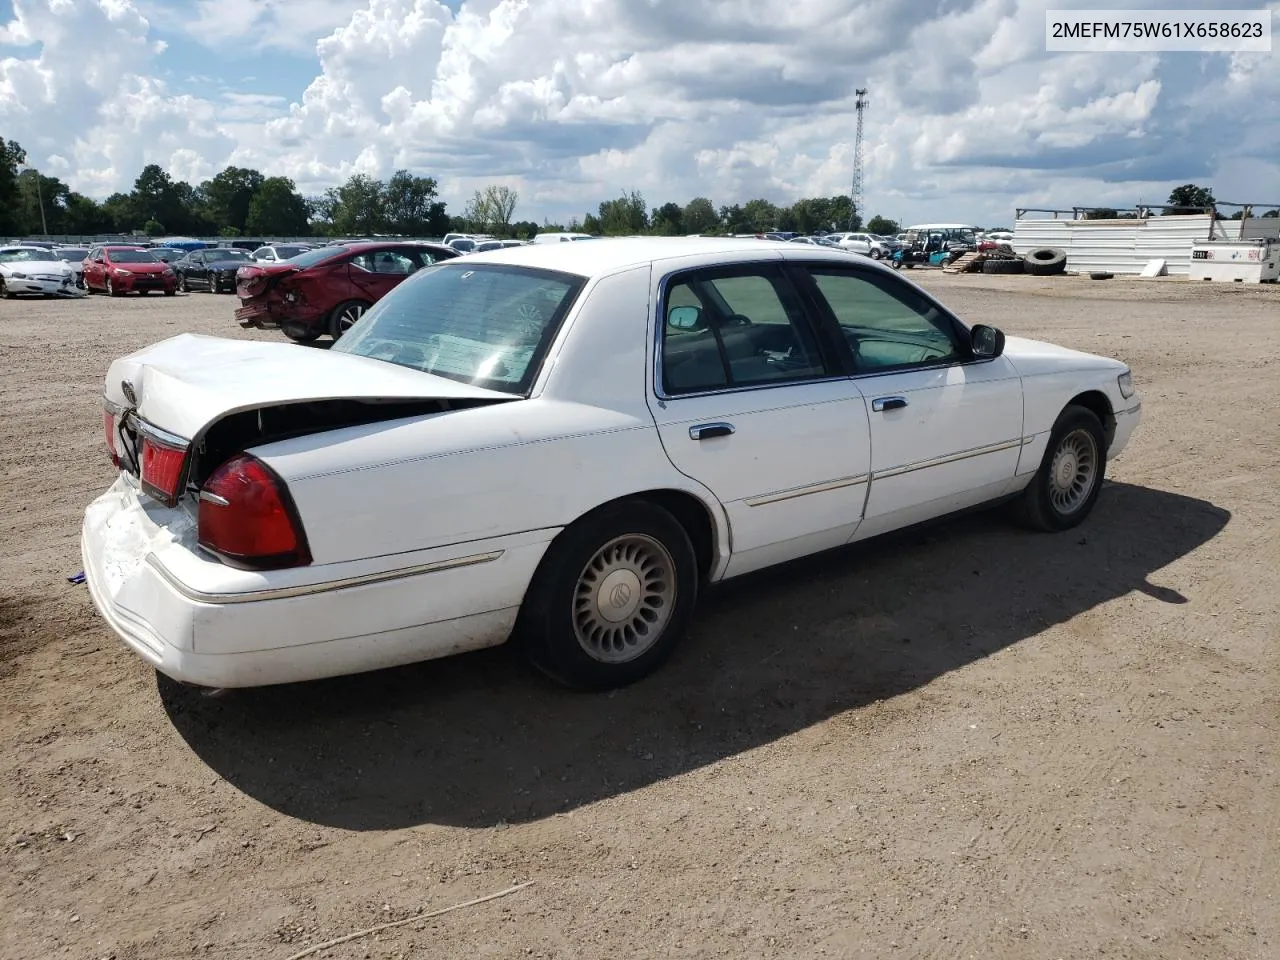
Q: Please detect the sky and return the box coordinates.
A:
[0,0,1277,228]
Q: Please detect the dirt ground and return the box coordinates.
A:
[2,271,1277,960]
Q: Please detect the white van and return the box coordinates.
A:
[531,232,595,244]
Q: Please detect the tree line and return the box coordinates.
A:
[1,133,952,242]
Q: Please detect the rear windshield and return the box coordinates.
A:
[274,246,307,259]
[332,263,585,395]
[110,250,159,263]
[286,245,347,268]
[207,249,251,261]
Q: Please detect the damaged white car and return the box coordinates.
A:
[0,246,87,298]
[82,238,1141,692]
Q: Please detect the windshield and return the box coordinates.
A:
[0,249,46,263]
[332,263,586,394]
[57,248,89,259]
[274,245,307,259]
[109,250,158,263]
[207,249,251,261]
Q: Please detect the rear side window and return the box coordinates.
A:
[350,250,417,275]
[659,265,830,396]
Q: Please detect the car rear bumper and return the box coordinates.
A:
[234,299,326,330]
[81,473,551,688]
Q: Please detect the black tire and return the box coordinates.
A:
[282,324,321,343]
[106,277,122,297]
[328,299,371,339]
[163,288,176,297]
[1089,271,1114,280]
[982,258,1024,274]
[517,500,698,690]
[0,277,8,298]
[869,248,882,259]
[1024,247,1067,276]
[1012,404,1108,532]
[178,273,190,293]
[205,274,218,293]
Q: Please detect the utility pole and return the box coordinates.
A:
[848,87,868,231]
[21,165,48,235]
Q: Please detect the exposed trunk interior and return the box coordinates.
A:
[187,397,511,491]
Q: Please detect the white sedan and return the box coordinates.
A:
[82,238,1141,691]
[0,246,87,297]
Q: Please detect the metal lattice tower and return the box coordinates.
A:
[848,88,868,230]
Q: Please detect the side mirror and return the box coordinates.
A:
[667,305,704,330]
[970,324,1005,359]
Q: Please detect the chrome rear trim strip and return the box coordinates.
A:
[145,550,504,605]
[745,474,869,507]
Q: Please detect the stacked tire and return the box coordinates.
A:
[1023,247,1067,276]
[982,258,1024,274]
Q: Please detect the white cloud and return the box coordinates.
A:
[0,0,1276,226]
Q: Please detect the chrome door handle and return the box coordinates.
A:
[689,422,735,440]
[872,396,908,412]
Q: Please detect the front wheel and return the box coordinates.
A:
[1013,405,1107,531]
[106,277,121,297]
[517,500,698,690]
[869,248,882,259]
[178,274,190,293]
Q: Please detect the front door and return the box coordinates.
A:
[794,264,1024,539]
[646,260,872,578]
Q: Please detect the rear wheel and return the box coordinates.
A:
[1012,405,1107,531]
[283,324,321,343]
[328,299,370,339]
[517,500,698,690]
[0,277,8,298]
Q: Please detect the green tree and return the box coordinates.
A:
[17,169,72,234]
[682,196,718,234]
[718,203,746,232]
[100,193,135,232]
[866,215,900,235]
[246,176,312,235]
[384,170,449,236]
[1261,209,1278,217]
[740,198,779,233]
[649,202,684,235]
[510,220,539,239]
[130,164,194,233]
[581,213,602,234]
[201,166,265,233]
[324,174,386,235]
[143,219,165,236]
[597,190,648,235]
[1165,183,1215,214]
[62,193,110,234]
[0,138,28,235]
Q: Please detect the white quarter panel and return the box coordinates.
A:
[258,400,707,565]
[856,356,1024,538]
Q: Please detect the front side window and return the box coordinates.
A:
[332,263,585,395]
[804,267,964,373]
[659,265,830,396]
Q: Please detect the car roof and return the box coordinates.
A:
[455,236,885,278]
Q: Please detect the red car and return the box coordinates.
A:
[83,246,178,297]
[234,241,458,342]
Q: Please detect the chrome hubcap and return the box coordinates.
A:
[573,534,675,664]
[1048,428,1097,514]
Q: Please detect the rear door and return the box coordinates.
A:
[346,247,420,302]
[645,257,872,578]
[793,263,1024,539]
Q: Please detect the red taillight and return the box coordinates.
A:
[197,454,310,569]
[140,435,188,504]
[104,410,120,467]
